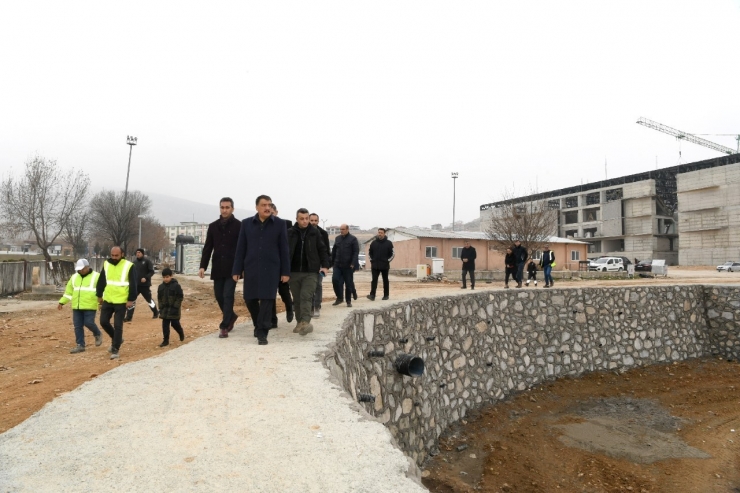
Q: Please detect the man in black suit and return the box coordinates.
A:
[199,197,241,339]
[460,240,477,290]
[269,204,294,327]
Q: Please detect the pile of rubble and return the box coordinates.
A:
[417,274,454,283]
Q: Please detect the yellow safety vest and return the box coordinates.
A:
[59,271,100,310]
[102,259,134,304]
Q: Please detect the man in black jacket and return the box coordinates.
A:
[199,197,242,339]
[367,228,394,300]
[512,240,528,288]
[309,213,330,318]
[270,204,295,328]
[331,224,359,307]
[460,240,477,290]
[124,248,159,321]
[288,208,330,335]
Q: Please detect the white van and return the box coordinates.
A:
[588,257,624,272]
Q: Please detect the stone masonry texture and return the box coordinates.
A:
[323,285,740,466]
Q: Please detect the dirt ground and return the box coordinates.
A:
[2,268,740,492]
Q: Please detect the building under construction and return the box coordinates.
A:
[479,153,740,266]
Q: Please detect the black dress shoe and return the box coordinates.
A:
[367,295,375,301]
[286,308,294,323]
[381,296,389,300]
[347,302,352,307]
[332,299,343,306]
[352,291,358,300]
[258,338,268,345]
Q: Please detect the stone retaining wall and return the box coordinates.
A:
[704,286,740,360]
[323,285,740,466]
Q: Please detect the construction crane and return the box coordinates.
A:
[637,117,738,155]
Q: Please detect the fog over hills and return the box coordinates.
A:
[146,192,258,226]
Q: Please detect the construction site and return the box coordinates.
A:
[480,118,740,266]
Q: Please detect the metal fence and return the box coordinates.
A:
[0,260,77,296]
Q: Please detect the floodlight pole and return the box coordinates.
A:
[451,172,459,231]
[124,135,138,211]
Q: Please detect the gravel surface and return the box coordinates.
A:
[0,293,426,493]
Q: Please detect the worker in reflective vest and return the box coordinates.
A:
[58,258,103,354]
[96,246,137,360]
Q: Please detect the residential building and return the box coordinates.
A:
[480,154,740,265]
[677,161,740,265]
[165,222,209,246]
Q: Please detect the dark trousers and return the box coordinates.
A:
[213,277,237,329]
[246,298,275,339]
[72,310,101,347]
[162,319,184,343]
[462,268,475,288]
[271,281,293,326]
[312,272,324,309]
[100,302,126,352]
[370,268,389,297]
[505,267,516,285]
[332,267,354,302]
[125,285,157,321]
[516,262,525,284]
[289,272,318,323]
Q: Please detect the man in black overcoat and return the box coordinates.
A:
[199,197,242,338]
[460,240,477,290]
[232,195,290,345]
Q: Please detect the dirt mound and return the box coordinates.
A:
[423,359,740,492]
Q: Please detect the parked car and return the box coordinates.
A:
[588,257,624,272]
[357,252,366,270]
[717,261,740,272]
[634,260,653,272]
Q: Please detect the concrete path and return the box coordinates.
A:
[0,294,428,493]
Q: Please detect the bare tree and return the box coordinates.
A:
[139,217,169,260]
[88,190,151,253]
[62,209,89,257]
[0,156,90,262]
[486,188,558,254]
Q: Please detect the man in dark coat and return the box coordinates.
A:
[367,228,394,300]
[309,213,330,318]
[460,240,477,290]
[124,248,158,321]
[269,204,294,328]
[331,224,359,307]
[287,208,330,336]
[199,197,242,339]
[232,195,290,345]
[512,240,528,288]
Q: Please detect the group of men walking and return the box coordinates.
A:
[198,196,397,346]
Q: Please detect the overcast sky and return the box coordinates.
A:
[1,1,738,229]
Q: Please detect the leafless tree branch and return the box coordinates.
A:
[0,156,90,262]
[486,187,558,254]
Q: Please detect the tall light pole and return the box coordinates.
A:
[138,214,145,249]
[124,136,138,210]
[451,172,459,231]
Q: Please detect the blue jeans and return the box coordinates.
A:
[332,267,355,302]
[543,265,553,285]
[72,310,101,347]
[516,263,525,284]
